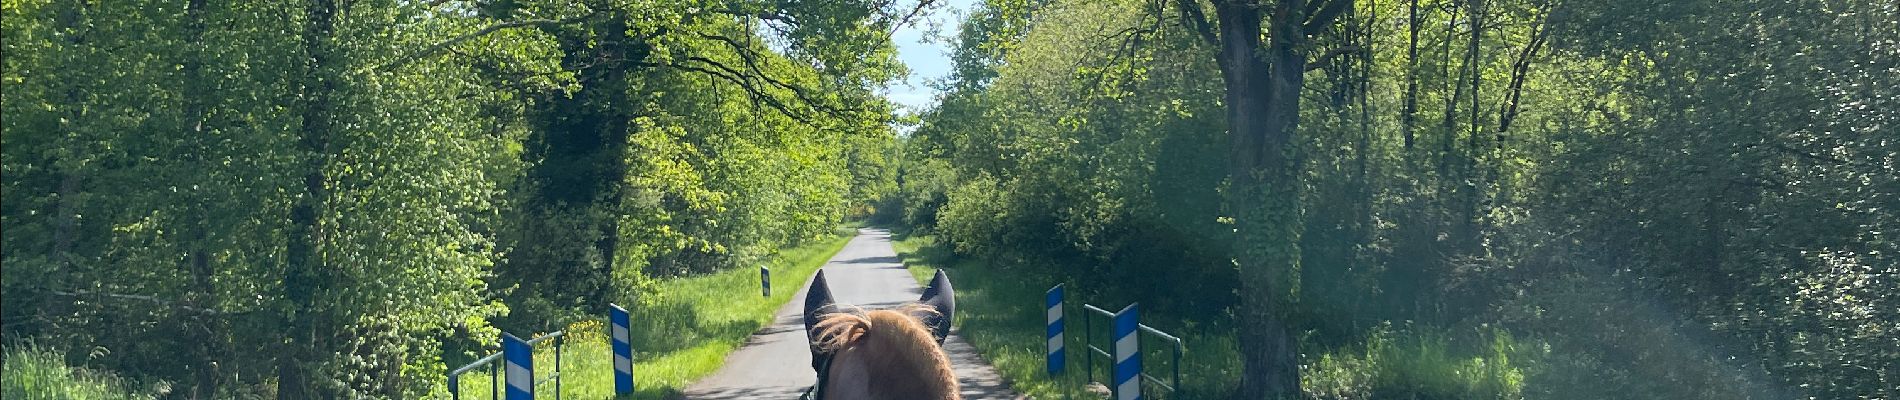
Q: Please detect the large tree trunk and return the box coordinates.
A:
[581,10,634,309]
[37,0,93,339]
[282,0,338,397]
[181,0,227,394]
[515,11,635,310]
[1214,0,1309,397]
[1351,0,1376,333]
[1178,0,1347,396]
[587,12,632,308]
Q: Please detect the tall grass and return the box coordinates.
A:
[451,232,852,399]
[894,233,1533,400]
[893,234,1241,399]
[1303,324,1528,400]
[2,343,163,400]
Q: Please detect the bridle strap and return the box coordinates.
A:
[801,354,834,400]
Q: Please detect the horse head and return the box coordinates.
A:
[803,269,957,351]
[802,269,960,400]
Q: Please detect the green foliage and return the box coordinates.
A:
[906,0,1240,314]
[905,0,1897,397]
[935,173,1009,257]
[1305,325,1526,400]
[2,0,903,396]
[889,152,957,230]
[891,234,1243,399]
[3,0,1890,395]
[451,233,851,399]
[843,131,901,220]
[481,0,906,322]
[4,0,511,396]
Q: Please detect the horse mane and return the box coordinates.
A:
[812,304,960,399]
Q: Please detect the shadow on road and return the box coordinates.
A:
[831,255,902,265]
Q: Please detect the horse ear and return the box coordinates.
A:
[804,269,836,335]
[805,269,837,373]
[916,269,956,344]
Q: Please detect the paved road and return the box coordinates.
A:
[683,228,1021,399]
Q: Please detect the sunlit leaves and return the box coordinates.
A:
[905,0,1898,397]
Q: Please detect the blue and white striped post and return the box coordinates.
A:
[502,332,534,400]
[1112,304,1142,400]
[609,304,634,394]
[760,266,771,297]
[1045,284,1065,376]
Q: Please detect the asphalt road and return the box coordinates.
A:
[682,228,1022,399]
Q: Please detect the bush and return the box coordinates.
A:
[895,158,958,232]
[1303,324,1527,400]
[935,173,1012,258]
[2,343,163,400]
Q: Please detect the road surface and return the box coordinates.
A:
[682,228,1022,399]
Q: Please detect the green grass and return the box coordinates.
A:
[2,343,165,400]
[453,232,853,399]
[892,233,1242,399]
[1302,325,1528,400]
[895,233,1538,400]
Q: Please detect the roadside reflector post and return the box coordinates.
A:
[1046,284,1066,377]
[610,304,634,394]
[1112,304,1142,400]
[502,332,534,400]
[761,266,771,297]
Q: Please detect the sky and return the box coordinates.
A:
[884,0,979,115]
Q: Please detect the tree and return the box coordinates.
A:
[1171,0,1353,397]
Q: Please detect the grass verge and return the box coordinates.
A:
[894,233,1536,400]
[892,233,1242,399]
[2,343,162,400]
[453,232,853,399]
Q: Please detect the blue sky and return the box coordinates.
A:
[885,0,978,115]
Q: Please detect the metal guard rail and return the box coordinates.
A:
[447,330,566,400]
[1080,304,1185,397]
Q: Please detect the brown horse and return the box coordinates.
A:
[801,269,961,400]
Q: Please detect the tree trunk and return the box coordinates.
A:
[1467,0,1482,153]
[282,0,338,397]
[1440,0,1463,167]
[517,10,635,309]
[1496,13,1547,139]
[181,0,226,394]
[1461,0,1484,251]
[1177,0,1347,396]
[595,12,632,305]
[39,0,93,338]
[1214,0,1311,397]
[1352,0,1376,333]
[1402,0,1421,149]
[47,171,80,326]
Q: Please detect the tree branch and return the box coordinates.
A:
[1496,14,1548,136]
[1173,0,1220,47]
[1304,45,1360,71]
[716,7,801,26]
[1770,143,1852,165]
[1081,25,1158,98]
[374,14,595,72]
[693,33,864,116]
[669,57,828,129]
[883,0,939,38]
[1303,0,1352,34]
[51,290,242,316]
